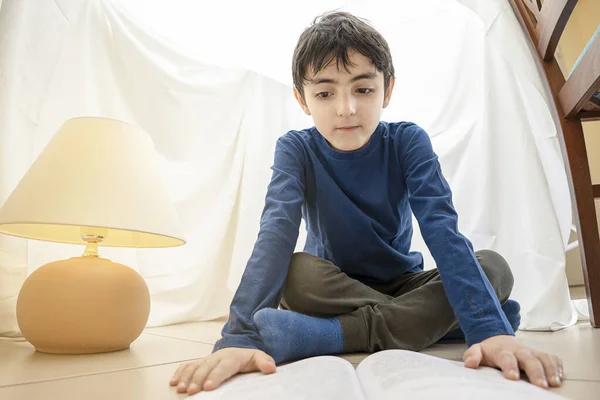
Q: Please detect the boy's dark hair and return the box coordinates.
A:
[292,11,395,98]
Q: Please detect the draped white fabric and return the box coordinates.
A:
[0,0,576,338]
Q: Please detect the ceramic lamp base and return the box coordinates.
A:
[16,256,150,354]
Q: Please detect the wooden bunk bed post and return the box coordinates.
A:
[508,0,600,327]
[537,0,578,61]
[558,32,600,118]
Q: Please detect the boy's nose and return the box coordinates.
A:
[336,95,356,117]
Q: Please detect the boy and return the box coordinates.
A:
[171,11,564,395]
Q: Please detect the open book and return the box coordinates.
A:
[191,349,565,399]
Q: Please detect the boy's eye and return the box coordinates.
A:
[316,92,333,98]
[357,88,374,94]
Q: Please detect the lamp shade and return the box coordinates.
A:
[0,117,184,247]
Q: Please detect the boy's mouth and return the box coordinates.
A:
[337,125,360,131]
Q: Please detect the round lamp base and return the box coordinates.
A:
[16,256,150,354]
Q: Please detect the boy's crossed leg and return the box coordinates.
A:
[253,251,520,364]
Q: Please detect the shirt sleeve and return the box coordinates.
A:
[398,123,514,346]
[213,134,305,352]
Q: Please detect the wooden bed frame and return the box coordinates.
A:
[508,0,600,327]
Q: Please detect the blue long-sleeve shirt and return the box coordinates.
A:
[213,121,513,352]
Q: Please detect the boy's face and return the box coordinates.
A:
[294,50,394,152]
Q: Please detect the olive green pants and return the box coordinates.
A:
[280,250,513,353]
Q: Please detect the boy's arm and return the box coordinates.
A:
[398,123,513,346]
[399,123,564,389]
[213,135,305,352]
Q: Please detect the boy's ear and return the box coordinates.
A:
[383,76,395,109]
[293,87,311,116]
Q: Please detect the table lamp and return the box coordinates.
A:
[0,117,185,354]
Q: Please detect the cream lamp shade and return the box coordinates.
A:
[0,116,184,247]
[0,116,185,354]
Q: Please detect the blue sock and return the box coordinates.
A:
[502,299,521,332]
[441,299,521,341]
[253,308,344,364]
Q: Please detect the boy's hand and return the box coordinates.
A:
[170,347,276,395]
[463,335,563,389]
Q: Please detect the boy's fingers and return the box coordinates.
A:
[463,344,482,369]
[495,351,520,381]
[533,351,562,387]
[170,363,186,385]
[187,357,221,394]
[170,360,197,385]
[555,356,565,379]
[255,352,277,374]
[239,351,276,374]
[172,362,195,388]
[517,350,547,388]
[176,361,203,393]
[203,359,241,391]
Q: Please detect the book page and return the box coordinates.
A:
[356,350,565,399]
[190,355,366,400]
